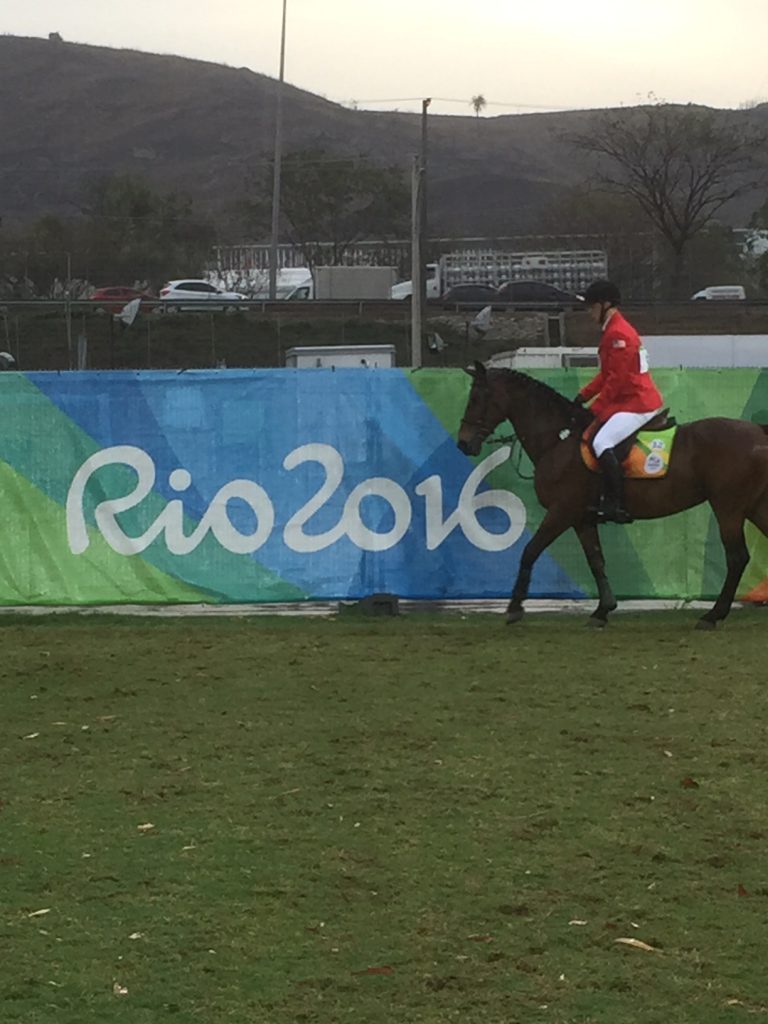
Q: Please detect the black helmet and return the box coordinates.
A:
[581,280,621,306]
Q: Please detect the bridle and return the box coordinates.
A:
[458,416,493,443]
[459,404,586,482]
[459,415,534,479]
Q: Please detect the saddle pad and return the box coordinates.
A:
[581,426,678,479]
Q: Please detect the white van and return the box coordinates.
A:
[690,285,746,301]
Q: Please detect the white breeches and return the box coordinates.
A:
[592,408,664,457]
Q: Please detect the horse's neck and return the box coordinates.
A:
[500,382,568,462]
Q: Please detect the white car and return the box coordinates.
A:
[159,279,246,310]
[690,285,746,301]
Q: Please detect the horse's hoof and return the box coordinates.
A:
[586,615,608,628]
[695,617,717,631]
[506,609,524,625]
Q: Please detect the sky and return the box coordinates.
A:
[4,0,768,116]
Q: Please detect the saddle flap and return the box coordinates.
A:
[644,408,672,430]
[581,409,674,457]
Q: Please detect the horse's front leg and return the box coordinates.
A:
[574,521,617,627]
[506,507,572,624]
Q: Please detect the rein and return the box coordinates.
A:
[485,430,534,480]
[484,417,581,482]
[462,371,590,480]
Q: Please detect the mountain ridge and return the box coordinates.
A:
[1,35,765,236]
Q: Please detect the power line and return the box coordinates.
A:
[350,96,573,111]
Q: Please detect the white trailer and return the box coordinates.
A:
[314,266,397,300]
[487,347,599,370]
[489,336,768,371]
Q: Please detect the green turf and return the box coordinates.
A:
[1,610,767,1023]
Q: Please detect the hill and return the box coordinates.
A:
[1,35,766,237]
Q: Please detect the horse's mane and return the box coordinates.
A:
[488,368,593,429]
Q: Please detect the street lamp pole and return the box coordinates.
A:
[269,0,288,301]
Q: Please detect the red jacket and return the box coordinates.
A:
[578,310,662,419]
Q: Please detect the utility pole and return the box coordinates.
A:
[420,98,431,308]
[269,0,288,301]
[410,155,424,367]
[410,98,431,368]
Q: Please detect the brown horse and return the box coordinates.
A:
[457,361,768,630]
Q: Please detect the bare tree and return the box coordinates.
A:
[471,94,487,118]
[570,103,767,296]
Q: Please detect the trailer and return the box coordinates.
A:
[390,249,608,300]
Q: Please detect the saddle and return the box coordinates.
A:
[581,409,678,479]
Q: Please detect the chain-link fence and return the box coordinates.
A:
[3,299,768,372]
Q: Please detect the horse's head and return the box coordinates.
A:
[457,360,507,456]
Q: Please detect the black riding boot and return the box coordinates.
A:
[596,449,633,524]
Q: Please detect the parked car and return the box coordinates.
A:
[496,280,581,307]
[158,279,246,310]
[89,286,157,314]
[439,284,501,308]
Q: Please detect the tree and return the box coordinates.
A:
[0,175,216,297]
[471,94,487,118]
[532,185,659,299]
[745,198,768,296]
[0,214,83,298]
[80,173,215,288]
[243,149,410,265]
[570,103,767,297]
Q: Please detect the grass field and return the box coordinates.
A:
[2,609,767,1023]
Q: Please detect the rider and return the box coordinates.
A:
[577,280,664,524]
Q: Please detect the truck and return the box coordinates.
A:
[245,267,314,300]
[390,249,608,300]
[211,265,397,301]
[314,265,397,300]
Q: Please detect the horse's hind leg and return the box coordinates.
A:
[506,508,572,624]
[747,492,768,539]
[697,509,750,630]
[574,522,618,627]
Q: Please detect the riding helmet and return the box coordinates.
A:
[581,280,621,306]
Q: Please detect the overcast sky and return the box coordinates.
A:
[5,0,768,115]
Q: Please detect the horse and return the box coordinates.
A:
[457,361,768,630]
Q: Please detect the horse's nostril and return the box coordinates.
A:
[457,439,469,455]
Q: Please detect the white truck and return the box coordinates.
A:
[245,267,314,300]
[390,249,608,299]
[212,265,397,300]
[314,265,397,300]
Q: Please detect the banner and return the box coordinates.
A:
[1,368,767,605]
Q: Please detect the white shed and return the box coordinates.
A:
[285,345,397,368]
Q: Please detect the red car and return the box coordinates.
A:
[89,286,157,314]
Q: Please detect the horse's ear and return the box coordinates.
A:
[473,359,487,378]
